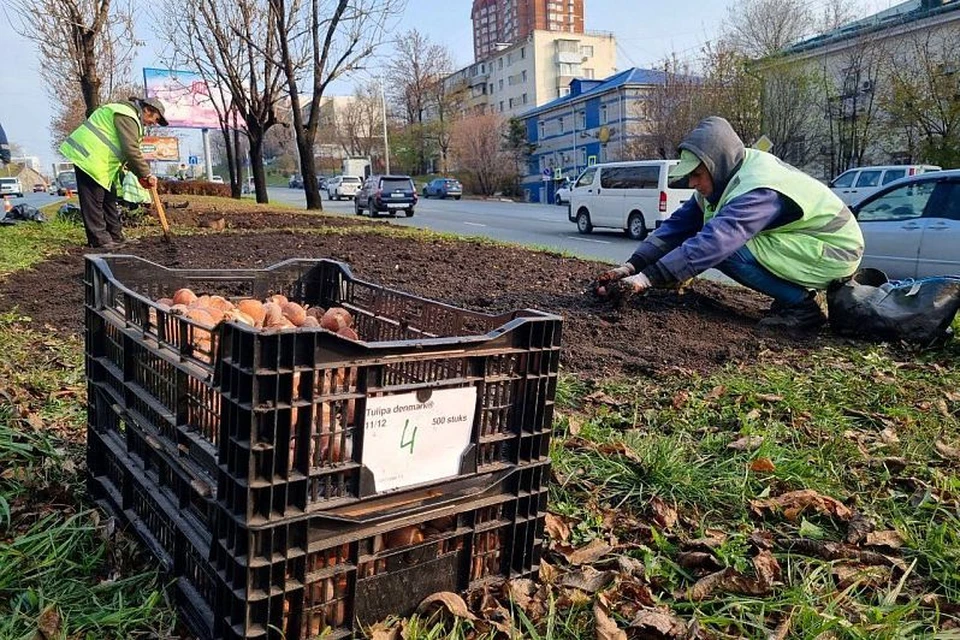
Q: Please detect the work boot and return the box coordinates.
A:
[758,295,826,331]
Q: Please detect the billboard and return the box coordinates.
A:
[141,136,180,162]
[143,68,224,129]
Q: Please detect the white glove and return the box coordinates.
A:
[621,272,652,294]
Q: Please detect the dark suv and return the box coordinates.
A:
[354,174,417,217]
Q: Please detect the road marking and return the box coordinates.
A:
[565,236,611,244]
[463,222,487,227]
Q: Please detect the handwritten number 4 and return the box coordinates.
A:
[400,419,417,454]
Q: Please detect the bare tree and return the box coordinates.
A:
[722,0,812,59]
[387,29,455,173]
[162,0,290,203]
[819,36,886,176]
[271,0,404,210]
[814,0,861,33]
[758,64,821,165]
[881,30,960,168]
[450,113,510,196]
[335,82,383,159]
[629,57,708,160]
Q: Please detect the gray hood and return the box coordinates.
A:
[678,116,745,203]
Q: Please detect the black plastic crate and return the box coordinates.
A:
[89,412,548,639]
[85,256,561,519]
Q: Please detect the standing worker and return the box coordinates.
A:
[59,97,169,249]
[596,116,864,330]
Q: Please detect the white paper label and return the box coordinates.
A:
[362,387,477,492]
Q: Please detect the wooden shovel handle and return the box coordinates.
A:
[149,186,171,238]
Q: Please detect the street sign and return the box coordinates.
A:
[553,168,563,180]
[753,135,774,153]
[587,155,597,166]
[188,155,200,165]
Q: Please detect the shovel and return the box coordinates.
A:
[148,185,171,242]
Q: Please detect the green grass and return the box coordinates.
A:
[1,198,960,638]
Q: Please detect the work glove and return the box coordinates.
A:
[619,272,652,295]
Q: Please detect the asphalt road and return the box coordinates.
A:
[7,191,64,211]
[265,186,637,265]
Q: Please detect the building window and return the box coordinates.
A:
[600,104,608,124]
[499,101,504,112]
[489,83,494,94]
[559,87,571,97]
[499,58,504,70]
[600,146,607,162]
[558,117,565,134]
[583,68,594,79]
[509,98,514,109]
[498,79,504,90]
[522,93,528,105]
[580,45,594,57]
[577,110,585,129]
[522,70,527,83]
[558,62,579,76]
[538,120,544,139]
[520,47,526,59]
[579,148,586,165]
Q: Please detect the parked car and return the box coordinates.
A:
[0,177,24,198]
[567,160,695,240]
[288,174,303,188]
[554,179,573,205]
[210,175,224,184]
[830,164,941,206]
[355,174,417,217]
[317,176,328,191]
[422,177,463,200]
[851,169,960,279]
[32,183,45,193]
[327,175,362,200]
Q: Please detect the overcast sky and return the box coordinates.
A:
[1,0,888,171]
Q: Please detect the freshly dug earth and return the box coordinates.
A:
[0,225,815,379]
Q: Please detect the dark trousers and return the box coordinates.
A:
[75,167,123,247]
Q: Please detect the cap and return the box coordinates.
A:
[134,96,169,126]
[668,149,702,180]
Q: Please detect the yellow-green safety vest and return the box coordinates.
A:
[59,103,143,191]
[697,149,864,289]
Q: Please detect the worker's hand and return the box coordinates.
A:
[619,272,652,295]
[597,263,635,284]
[139,175,158,189]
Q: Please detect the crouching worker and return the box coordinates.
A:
[596,116,864,330]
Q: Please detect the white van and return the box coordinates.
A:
[830,164,941,205]
[0,177,24,198]
[326,175,362,200]
[567,160,694,239]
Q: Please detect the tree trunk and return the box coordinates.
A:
[79,34,101,117]
[288,90,322,210]
[233,125,244,198]
[220,125,240,198]
[248,127,269,204]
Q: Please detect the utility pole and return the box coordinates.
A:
[380,75,391,174]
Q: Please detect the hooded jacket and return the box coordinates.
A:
[627,117,862,290]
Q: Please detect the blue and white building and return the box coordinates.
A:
[521,67,669,204]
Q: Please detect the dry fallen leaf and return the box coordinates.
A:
[567,414,583,436]
[672,390,690,409]
[597,441,644,464]
[831,563,890,590]
[750,489,853,521]
[677,551,722,572]
[650,496,678,530]
[685,529,728,551]
[416,592,477,620]
[565,538,613,565]
[845,513,876,544]
[539,559,559,584]
[704,385,726,401]
[755,393,784,403]
[628,609,686,638]
[749,457,776,473]
[683,551,780,601]
[594,602,628,640]
[368,620,401,640]
[561,566,618,593]
[865,530,904,549]
[544,513,571,543]
[585,390,622,407]
[36,606,61,640]
[728,435,764,451]
[879,427,900,445]
[935,440,960,461]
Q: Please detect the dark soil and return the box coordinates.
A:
[0,216,819,379]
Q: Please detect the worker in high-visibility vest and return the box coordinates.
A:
[59,97,168,249]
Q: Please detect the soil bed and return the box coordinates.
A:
[0,224,817,379]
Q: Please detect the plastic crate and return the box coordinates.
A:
[85,256,561,517]
[85,255,560,638]
[88,393,548,639]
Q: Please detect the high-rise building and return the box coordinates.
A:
[472,0,584,61]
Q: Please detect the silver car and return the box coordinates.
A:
[851,169,960,279]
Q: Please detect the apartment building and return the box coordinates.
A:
[472,0,584,60]
[444,29,616,119]
[520,68,670,203]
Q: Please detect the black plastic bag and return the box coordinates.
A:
[57,203,82,223]
[0,203,45,225]
[827,268,960,343]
